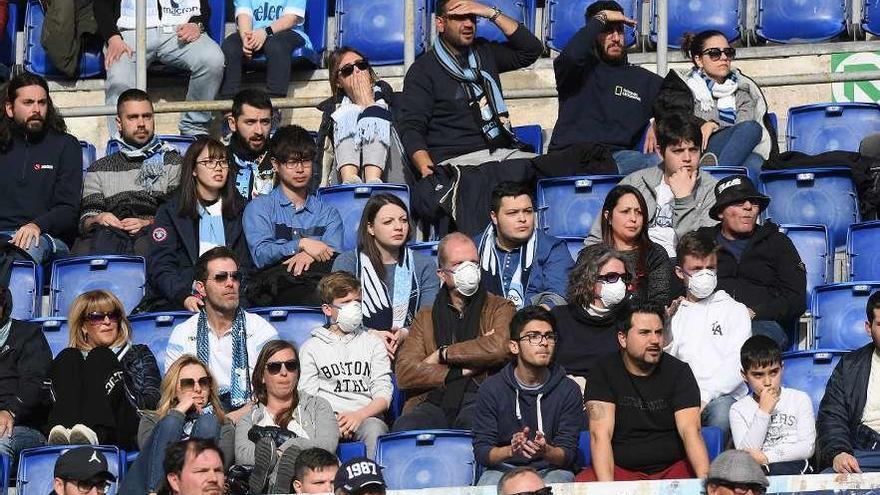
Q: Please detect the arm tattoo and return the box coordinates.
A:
[587,402,604,421]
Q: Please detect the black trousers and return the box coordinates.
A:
[391,392,478,432]
[47,347,140,450]
[219,30,304,98]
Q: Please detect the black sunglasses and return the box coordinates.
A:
[338,60,370,77]
[711,480,766,495]
[212,271,240,283]
[85,310,122,324]
[509,488,552,495]
[266,360,299,375]
[597,272,632,284]
[180,376,212,390]
[702,47,736,61]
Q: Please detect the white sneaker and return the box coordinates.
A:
[69,424,99,445]
[47,425,70,445]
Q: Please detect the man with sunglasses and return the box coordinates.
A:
[549,1,664,175]
[244,124,343,306]
[166,247,278,419]
[694,175,806,351]
[51,446,117,495]
[497,467,549,495]
[77,89,182,256]
[705,450,769,495]
[398,0,543,178]
[472,306,584,485]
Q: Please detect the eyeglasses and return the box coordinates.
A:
[701,47,736,61]
[84,311,121,324]
[509,487,553,495]
[211,271,240,283]
[196,158,229,170]
[276,158,312,170]
[180,376,212,390]
[65,479,112,494]
[711,481,766,495]
[337,59,370,77]
[597,272,632,284]
[266,359,299,375]
[518,332,558,346]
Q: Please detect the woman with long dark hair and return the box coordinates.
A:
[331,193,438,357]
[236,340,338,494]
[138,137,251,313]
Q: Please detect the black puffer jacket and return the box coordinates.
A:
[118,343,161,411]
[817,344,872,469]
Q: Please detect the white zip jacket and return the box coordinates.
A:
[729,387,816,463]
[298,326,393,414]
[666,290,751,403]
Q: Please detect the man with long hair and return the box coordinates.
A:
[0,71,82,264]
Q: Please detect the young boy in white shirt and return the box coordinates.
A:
[730,335,816,475]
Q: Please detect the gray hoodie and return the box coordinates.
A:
[586,165,718,247]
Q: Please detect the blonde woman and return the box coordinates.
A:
[119,355,234,495]
[46,290,161,449]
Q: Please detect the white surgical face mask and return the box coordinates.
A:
[451,261,481,297]
[687,269,717,300]
[334,301,363,333]
[599,279,627,308]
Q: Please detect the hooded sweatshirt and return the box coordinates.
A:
[298,325,393,414]
[472,361,585,472]
[665,290,750,404]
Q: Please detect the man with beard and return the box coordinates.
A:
[165,246,278,419]
[577,302,710,481]
[548,1,664,175]
[0,72,82,264]
[227,89,275,200]
[76,89,182,256]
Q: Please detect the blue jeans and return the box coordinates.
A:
[613,150,662,175]
[751,320,790,351]
[0,426,45,470]
[477,467,575,486]
[0,230,69,265]
[706,121,763,167]
[701,394,737,445]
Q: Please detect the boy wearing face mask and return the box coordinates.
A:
[665,231,751,442]
[298,272,392,458]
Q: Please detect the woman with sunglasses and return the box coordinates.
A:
[236,340,338,494]
[656,30,774,172]
[47,290,161,449]
[119,355,234,495]
[332,193,438,358]
[316,47,403,185]
[139,137,252,313]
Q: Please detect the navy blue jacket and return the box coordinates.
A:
[817,343,873,469]
[0,318,51,430]
[472,361,585,472]
[145,195,251,309]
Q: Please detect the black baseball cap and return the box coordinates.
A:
[333,457,386,494]
[54,447,116,482]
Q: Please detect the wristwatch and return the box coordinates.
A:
[264,25,274,37]
[195,21,205,33]
[489,6,502,22]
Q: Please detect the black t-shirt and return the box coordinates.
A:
[586,351,701,473]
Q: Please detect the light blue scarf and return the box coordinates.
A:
[196,308,250,408]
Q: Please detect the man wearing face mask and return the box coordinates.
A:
[298,272,392,458]
[394,232,516,431]
[665,232,750,442]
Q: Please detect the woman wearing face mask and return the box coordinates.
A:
[298,271,393,458]
[237,340,339,494]
[47,290,161,449]
[551,244,632,392]
[655,30,775,173]
[118,355,234,495]
[332,194,439,358]
[596,185,674,307]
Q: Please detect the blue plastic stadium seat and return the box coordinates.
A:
[513,124,543,154]
[24,0,104,78]
[32,317,69,357]
[576,430,591,467]
[390,374,404,421]
[375,430,476,489]
[238,0,329,67]
[812,282,880,350]
[787,103,880,154]
[80,141,97,175]
[249,306,326,347]
[546,0,638,51]
[759,167,859,249]
[409,241,439,266]
[756,0,846,43]
[317,184,410,252]
[10,261,41,320]
[559,236,585,261]
[782,349,846,415]
[336,0,428,66]
[105,135,197,157]
[779,225,832,307]
[206,0,226,45]
[701,166,754,184]
[865,0,880,36]
[848,221,880,281]
[651,0,740,48]
[702,426,724,461]
[337,441,367,463]
[129,312,193,371]
[536,175,624,237]
[0,2,18,67]
[49,256,146,318]
[17,446,123,495]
